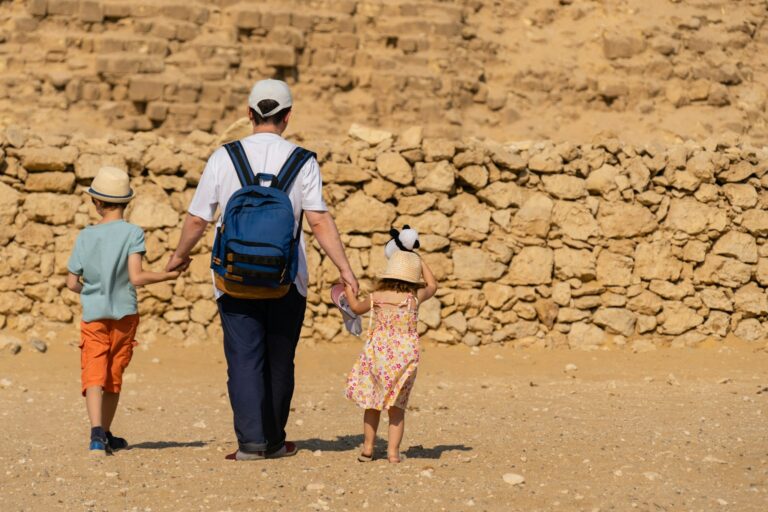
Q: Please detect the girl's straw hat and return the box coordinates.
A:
[379,250,424,285]
[86,166,134,203]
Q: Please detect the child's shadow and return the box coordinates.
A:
[129,440,209,450]
[404,444,472,459]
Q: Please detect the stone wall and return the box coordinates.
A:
[2,122,768,349]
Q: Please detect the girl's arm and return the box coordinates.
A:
[344,282,371,316]
[128,253,180,286]
[66,272,83,293]
[417,258,438,303]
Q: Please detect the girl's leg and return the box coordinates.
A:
[387,406,405,463]
[102,391,120,432]
[362,409,381,457]
[85,386,103,427]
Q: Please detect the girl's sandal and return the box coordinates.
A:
[387,452,403,463]
[357,452,374,462]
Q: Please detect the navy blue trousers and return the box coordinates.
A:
[217,286,306,453]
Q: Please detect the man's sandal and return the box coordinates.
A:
[357,452,374,462]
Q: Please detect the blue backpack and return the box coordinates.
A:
[211,141,316,299]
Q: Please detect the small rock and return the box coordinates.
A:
[105,471,119,478]
[420,468,434,478]
[0,378,12,388]
[564,363,578,373]
[717,378,732,384]
[313,450,322,457]
[295,419,304,426]
[643,472,662,481]
[193,420,206,429]
[717,498,728,506]
[10,343,21,355]
[703,455,727,464]
[306,483,325,491]
[666,373,680,386]
[31,339,47,353]
[503,473,525,485]
[151,358,160,364]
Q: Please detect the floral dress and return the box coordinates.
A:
[345,293,420,410]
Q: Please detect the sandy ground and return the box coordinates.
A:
[1,334,767,512]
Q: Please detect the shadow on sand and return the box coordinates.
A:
[129,440,209,450]
[296,436,472,459]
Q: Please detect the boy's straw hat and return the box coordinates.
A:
[379,250,424,285]
[87,166,134,203]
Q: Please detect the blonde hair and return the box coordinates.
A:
[374,278,424,294]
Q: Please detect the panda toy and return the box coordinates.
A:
[385,225,420,259]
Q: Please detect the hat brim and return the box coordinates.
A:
[378,273,425,286]
[86,187,134,204]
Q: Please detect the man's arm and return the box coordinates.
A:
[304,210,358,295]
[166,214,209,272]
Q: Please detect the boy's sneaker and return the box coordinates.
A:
[106,432,128,452]
[89,438,108,457]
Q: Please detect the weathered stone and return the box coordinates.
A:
[586,164,619,195]
[376,152,413,185]
[602,30,646,59]
[19,146,76,172]
[718,161,756,182]
[511,193,552,238]
[712,231,757,263]
[335,192,396,233]
[592,308,636,336]
[665,197,725,235]
[399,211,450,237]
[722,183,758,208]
[190,300,218,324]
[23,193,80,225]
[741,209,768,236]
[542,175,586,200]
[482,282,514,309]
[756,259,768,286]
[557,307,590,323]
[420,298,441,328]
[567,322,605,350]
[349,123,392,146]
[734,318,764,342]
[527,150,562,173]
[659,303,703,335]
[648,280,694,300]
[596,250,633,286]
[422,139,456,161]
[552,281,571,307]
[627,290,664,315]
[701,310,729,337]
[444,312,467,334]
[733,283,768,316]
[414,161,455,193]
[128,196,179,229]
[636,314,657,334]
[700,287,733,311]
[25,171,76,193]
[598,201,656,238]
[0,182,21,225]
[552,201,599,241]
[477,181,525,209]
[15,223,53,248]
[450,194,491,240]
[457,165,488,190]
[452,247,506,282]
[694,255,752,287]
[634,241,682,281]
[554,248,595,281]
[682,240,708,263]
[534,299,559,329]
[506,247,553,285]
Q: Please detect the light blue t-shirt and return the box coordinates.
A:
[67,220,146,322]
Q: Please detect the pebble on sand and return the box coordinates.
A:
[503,473,525,485]
[31,339,47,353]
[306,483,325,491]
[564,363,578,372]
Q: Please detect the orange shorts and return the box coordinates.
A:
[80,314,140,396]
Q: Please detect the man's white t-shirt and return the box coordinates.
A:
[188,133,327,298]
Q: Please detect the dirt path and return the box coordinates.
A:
[1,336,767,512]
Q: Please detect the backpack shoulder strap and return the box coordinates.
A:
[224,141,255,187]
[275,146,317,192]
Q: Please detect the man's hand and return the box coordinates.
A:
[166,252,192,272]
[340,268,359,296]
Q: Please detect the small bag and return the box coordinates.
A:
[211,141,316,299]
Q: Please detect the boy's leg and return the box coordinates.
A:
[80,320,110,447]
[85,386,104,428]
[262,285,306,454]
[102,391,120,432]
[387,407,405,463]
[363,409,381,457]
[218,295,270,453]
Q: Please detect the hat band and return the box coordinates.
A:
[88,187,133,199]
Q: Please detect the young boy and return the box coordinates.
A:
[66,166,182,455]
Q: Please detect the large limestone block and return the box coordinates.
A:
[323,162,370,184]
[376,152,412,185]
[552,201,599,241]
[596,250,633,286]
[75,153,127,180]
[756,258,768,286]
[348,124,393,146]
[398,211,450,237]
[694,255,752,287]
[712,231,757,263]
[15,223,54,248]
[734,318,765,342]
[450,194,491,239]
[685,151,716,182]
[477,181,525,209]
[733,283,768,316]
[25,171,76,193]
[457,165,489,190]
[19,146,77,172]
[659,303,703,335]
[665,197,726,235]
[482,282,514,309]
[419,297,441,328]
[648,279,694,300]
[741,209,768,236]
[542,175,586,200]
[592,308,636,336]
[144,145,181,175]
[23,193,80,225]
[722,184,758,208]
[422,252,453,281]
[127,196,180,229]
[586,164,619,195]
[335,192,396,234]
[627,290,663,315]
[507,247,553,285]
[0,182,21,225]
[634,241,682,281]
[602,30,646,59]
[422,139,456,161]
[554,248,595,281]
[534,299,559,328]
[511,193,552,238]
[452,247,506,281]
[414,161,455,193]
[567,322,605,350]
[598,201,656,238]
[700,287,733,311]
[718,161,756,182]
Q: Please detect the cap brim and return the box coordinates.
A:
[86,188,134,203]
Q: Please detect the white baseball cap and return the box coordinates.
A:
[248,79,293,116]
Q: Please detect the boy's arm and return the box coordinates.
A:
[344,282,371,316]
[417,258,438,303]
[66,272,83,293]
[129,253,180,286]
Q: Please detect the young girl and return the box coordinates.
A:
[343,249,438,463]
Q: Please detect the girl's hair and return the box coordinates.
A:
[374,278,424,294]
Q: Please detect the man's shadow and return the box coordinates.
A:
[129,440,209,450]
[297,435,471,459]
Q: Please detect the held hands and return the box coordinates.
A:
[340,268,359,296]
[166,252,192,273]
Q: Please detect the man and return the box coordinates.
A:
[166,79,358,460]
